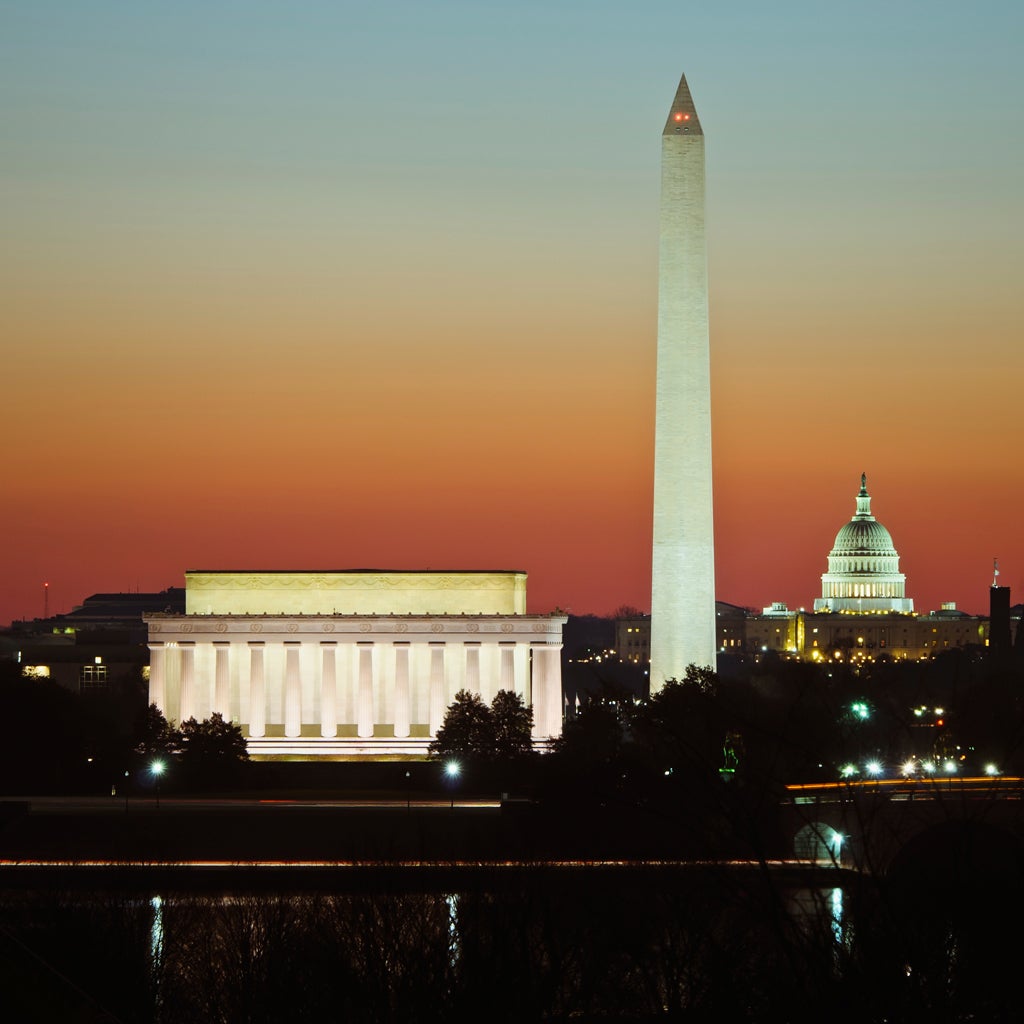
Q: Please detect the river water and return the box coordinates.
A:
[0,865,1017,1023]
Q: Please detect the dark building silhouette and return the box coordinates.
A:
[990,586,1011,652]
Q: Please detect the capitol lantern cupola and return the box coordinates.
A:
[814,475,914,614]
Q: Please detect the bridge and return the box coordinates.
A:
[783,776,1024,876]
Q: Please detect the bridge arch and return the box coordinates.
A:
[793,822,845,865]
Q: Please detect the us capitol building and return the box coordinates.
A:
[813,474,914,614]
[620,475,989,669]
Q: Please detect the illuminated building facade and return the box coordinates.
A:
[622,476,993,665]
[619,604,987,666]
[144,571,566,759]
[814,475,913,613]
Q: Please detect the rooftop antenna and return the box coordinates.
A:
[43,581,49,619]
[993,557,1000,588]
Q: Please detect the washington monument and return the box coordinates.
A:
[650,73,716,689]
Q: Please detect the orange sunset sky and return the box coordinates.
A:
[3,1,1023,627]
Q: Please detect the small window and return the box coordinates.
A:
[80,664,108,689]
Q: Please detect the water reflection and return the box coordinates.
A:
[150,894,164,966]
[444,892,460,967]
[1,869,1019,1023]
[830,886,844,946]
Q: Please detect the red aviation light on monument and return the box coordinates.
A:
[673,112,690,122]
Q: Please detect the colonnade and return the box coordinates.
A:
[147,622,564,745]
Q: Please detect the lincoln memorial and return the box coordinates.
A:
[144,570,567,759]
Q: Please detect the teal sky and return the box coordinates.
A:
[2,1,1023,624]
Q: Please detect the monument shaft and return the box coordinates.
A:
[650,74,716,688]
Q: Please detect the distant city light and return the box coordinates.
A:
[865,760,882,776]
[445,761,461,779]
[944,760,958,774]
[850,702,871,721]
[839,763,858,778]
[901,759,917,776]
[985,763,1001,776]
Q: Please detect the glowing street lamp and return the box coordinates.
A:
[150,759,166,809]
[445,760,461,808]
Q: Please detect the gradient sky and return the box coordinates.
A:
[2,1,1022,626]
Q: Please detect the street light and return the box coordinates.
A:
[445,760,461,808]
[150,759,166,809]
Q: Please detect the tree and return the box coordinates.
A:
[491,689,533,760]
[429,690,495,761]
[179,713,249,764]
[611,605,644,619]
[134,703,181,759]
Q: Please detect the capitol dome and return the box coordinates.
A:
[813,474,914,613]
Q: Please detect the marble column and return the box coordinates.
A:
[499,643,515,693]
[530,646,545,738]
[544,644,564,740]
[393,643,410,739]
[357,643,374,739]
[284,643,301,738]
[530,644,564,740]
[320,642,337,738]
[179,643,195,722]
[248,642,266,738]
[428,642,446,736]
[465,643,480,694]
[148,645,166,710]
[213,642,230,718]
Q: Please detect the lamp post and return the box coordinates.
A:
[150,759,166,810]
[445,761,461,809]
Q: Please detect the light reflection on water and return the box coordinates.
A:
[1,879,899,1023]
[830,886,844,946]
[3,861,1019,1021]
[150,894,164,966]
[444,892,460,967]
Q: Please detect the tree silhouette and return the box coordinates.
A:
[134,702,180,759]
[429,690,494,761]
[179,713,249,764]
[491,690,533,760]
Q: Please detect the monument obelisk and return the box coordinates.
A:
[650,73,716,689]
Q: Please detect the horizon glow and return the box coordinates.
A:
[2,1,1022,627]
